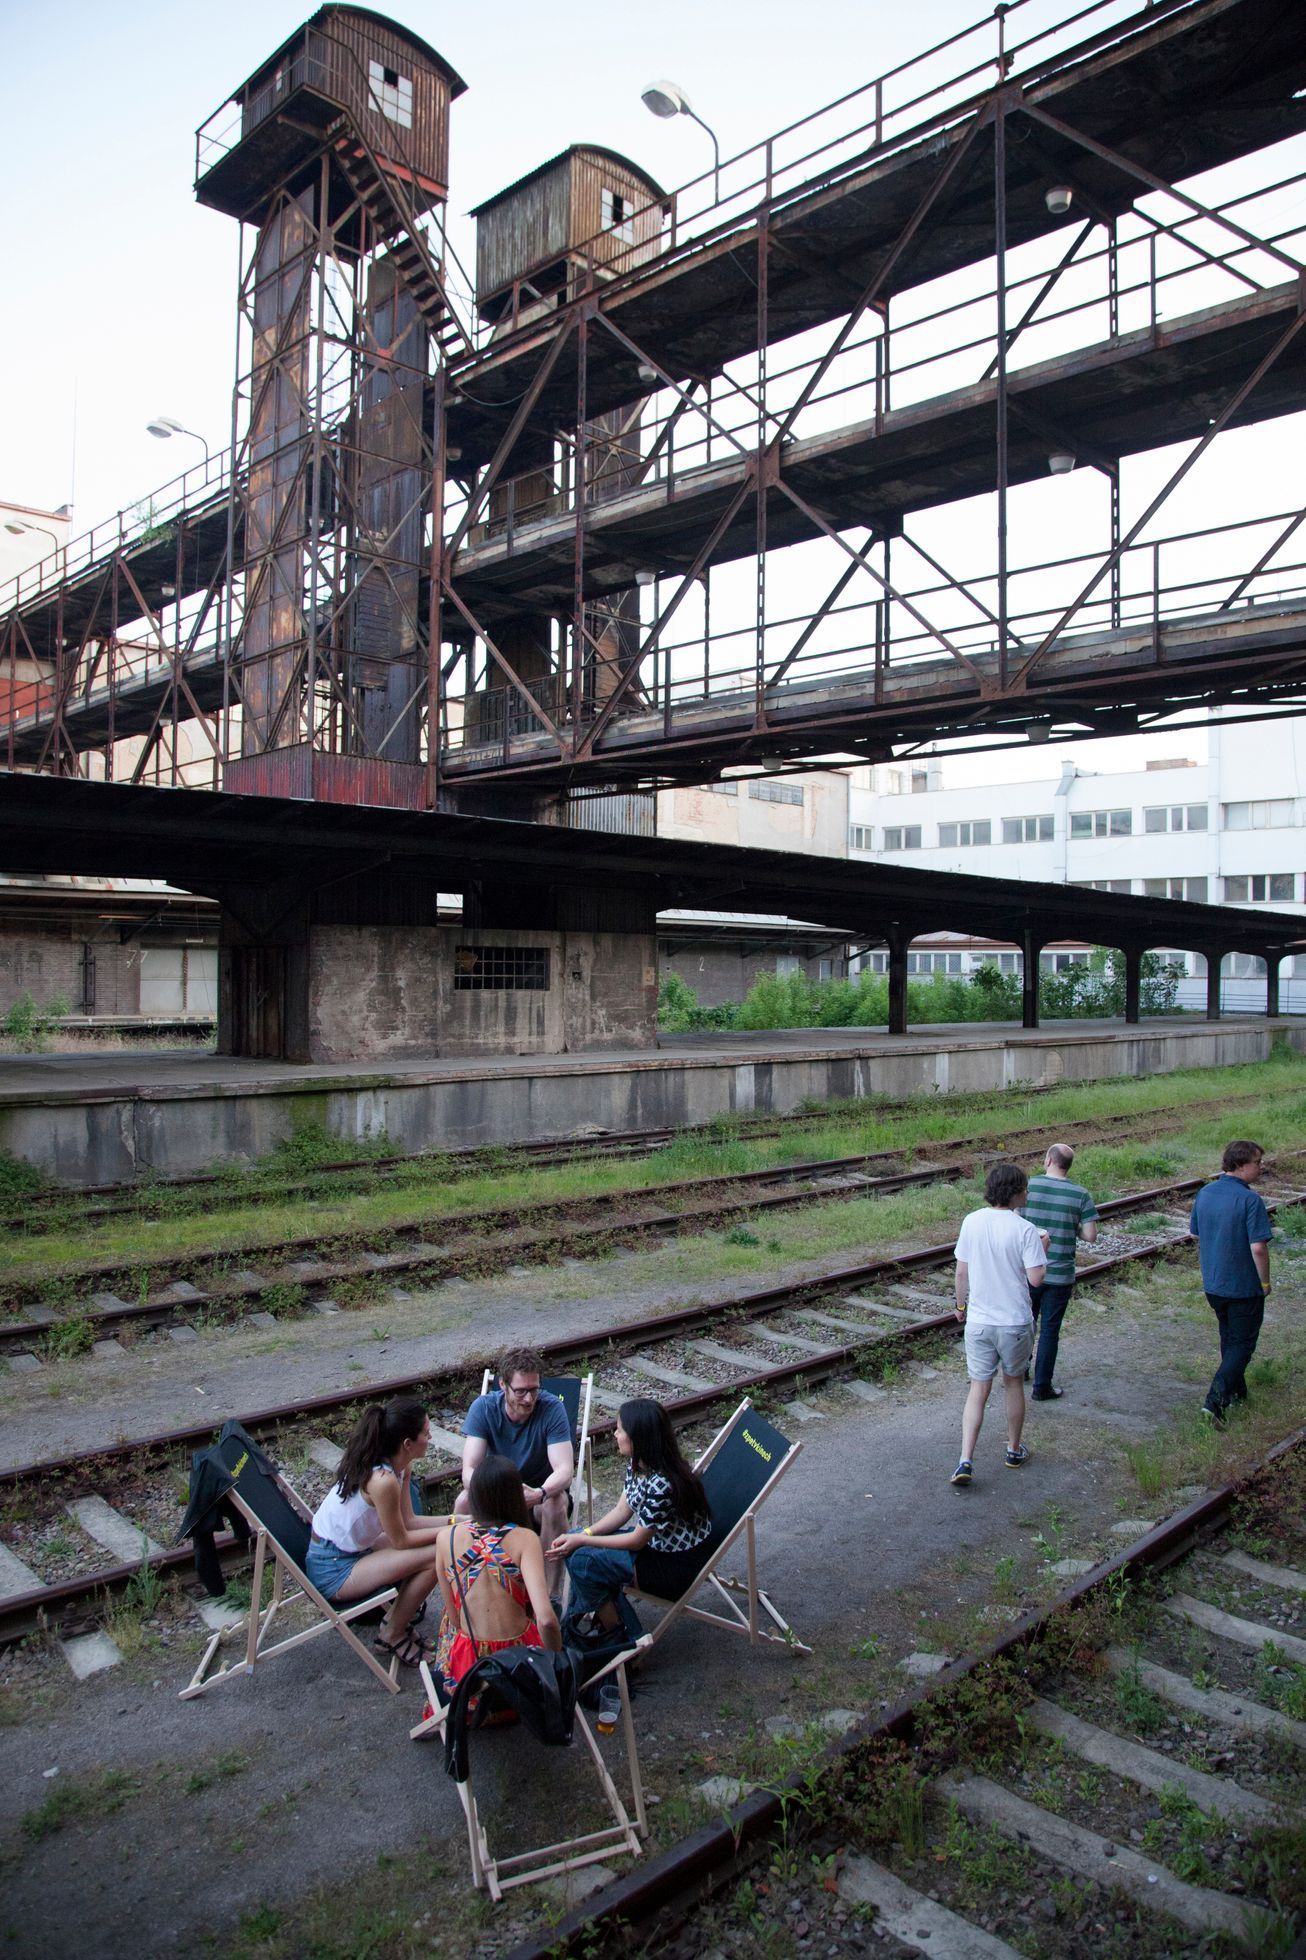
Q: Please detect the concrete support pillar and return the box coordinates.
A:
[1123,946,1142,1026]
[1265,952,1280,1019]
[1021,927,1043,1029]
[1205,951,1224,1021]
[886,928,909,1036]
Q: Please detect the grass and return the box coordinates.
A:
[3,1050,1300,1291]
[21,1768,141,1840]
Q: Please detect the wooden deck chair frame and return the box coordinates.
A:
[180,1475,401,1700]
[477,1366,594,1525]
[409,1637,650,1900]
[624,1397,811,1656]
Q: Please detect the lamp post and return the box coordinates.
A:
[146,415,211,465]
[4,517,65,582]
[641,80,721,203]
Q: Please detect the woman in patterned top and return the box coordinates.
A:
[552,1399,715,1640]
[434,1454,561,1702]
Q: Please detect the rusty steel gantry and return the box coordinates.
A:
[2,0,1306,808]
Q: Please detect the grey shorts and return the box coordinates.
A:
[964,1319,1033,1382]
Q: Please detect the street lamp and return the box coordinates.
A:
[147,415,211,464]
[641,79,721,202]
[4,519,59,549]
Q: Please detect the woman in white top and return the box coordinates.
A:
[306,1396,447,1667]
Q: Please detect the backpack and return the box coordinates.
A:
[443,1646,578,1784]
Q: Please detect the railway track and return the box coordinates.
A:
[0,1099,1255,1355]
[0,1083,1072,1231]
[3,1170,1301,1649]
[514,1424,1306,1960]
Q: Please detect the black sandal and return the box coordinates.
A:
[374,1626,432,1668]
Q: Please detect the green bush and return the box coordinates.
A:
[656,949,1181,1035]
[2,991,71,1052]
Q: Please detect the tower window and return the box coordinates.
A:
[601,187,635,243]
[368,59,413,129]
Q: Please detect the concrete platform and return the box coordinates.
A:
[0,1014,1298,1187]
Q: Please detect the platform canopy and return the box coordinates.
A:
[0,773,1300,964]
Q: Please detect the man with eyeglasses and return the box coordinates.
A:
[457,1344,575,1583]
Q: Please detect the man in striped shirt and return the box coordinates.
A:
[1020,1143,1099,1401]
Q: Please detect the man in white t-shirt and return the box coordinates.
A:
[950,1160,1047,1487]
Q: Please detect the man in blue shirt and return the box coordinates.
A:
[1189,1140,1273,1424]
[458,1344,575,1583]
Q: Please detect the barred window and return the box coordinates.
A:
[749,780,803,806]
[453,946,550,992]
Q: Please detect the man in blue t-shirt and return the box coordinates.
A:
[1189,1140,1273,1424]
[458,1344,575,1583]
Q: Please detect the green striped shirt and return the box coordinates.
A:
[1021,1174,1097,1283]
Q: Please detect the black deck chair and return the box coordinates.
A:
[178,1419,400,1700]
[412,1635,650,1899]
[623,1398,810,1654]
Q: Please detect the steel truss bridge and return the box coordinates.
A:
[4,0,1306,798]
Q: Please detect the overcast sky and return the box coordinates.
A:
[3,0,1302,791]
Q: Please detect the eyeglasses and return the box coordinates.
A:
[505,1381,540,1399]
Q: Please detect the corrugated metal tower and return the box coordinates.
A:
[195,4,469,808]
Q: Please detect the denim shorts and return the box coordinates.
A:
[964,1319,1033,1383]
[305,1535,369,1602]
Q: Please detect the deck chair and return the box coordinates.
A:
[477,1367,594,1524]
[410,1636,650,1900]
[178,1419,401,1701]
[624,1398,810,1654]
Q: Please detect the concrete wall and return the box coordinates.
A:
[3,1019,1298,1185]
[303,924,657,1062]
[660,941,844,1007]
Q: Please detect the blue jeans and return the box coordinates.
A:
[1204,1292,1264,1415]
[1029,1280,1075,1392]
[563,1534,643,1641]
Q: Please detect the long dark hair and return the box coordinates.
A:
[336,1396,427,1501]
[618,1399,710,1526]
[468,1453,532,1529]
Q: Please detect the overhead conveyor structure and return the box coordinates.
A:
[2,0,1306,804]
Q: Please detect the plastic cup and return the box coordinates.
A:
[596,1684,621,1734]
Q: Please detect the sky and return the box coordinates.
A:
[2,0,1303,792]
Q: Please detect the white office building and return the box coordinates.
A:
[845,717,1306,1009]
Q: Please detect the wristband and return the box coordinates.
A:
[583,1526,593,1536]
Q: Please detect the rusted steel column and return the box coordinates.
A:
[1021,927,1043,1029]
[886,929,909,1036]
[1123,946,1142,1025]
[1265,953,1281,1019]
[1205,952,1223,1021]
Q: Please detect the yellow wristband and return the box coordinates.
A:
[583,1526,593,1536]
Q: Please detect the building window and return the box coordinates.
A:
[1040,950,1090,972]
[1142,877,1208,901]
[1224,874,1295,903]
[866,952,888,973]
[368,60,413,128]
[1070,808,1132,839]
[1083,880,1133,894]
[910,769,928,793]
[1143,804,1208,834]
[938,820,991,848]
[1001,815,1054,844]
[818,958,835,983]
[997,951,1023,974]
[601,187,635,243]
[883,825,922,851]
[906,951,963,975]
[748,780,803,806]
[701,779,738,795]
[1223,799,1293,830]
[454,946,550,992]
[848,824,874,851]
[776,955,801,976]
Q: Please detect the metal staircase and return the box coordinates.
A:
[332,125,473,366]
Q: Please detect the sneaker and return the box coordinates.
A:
[1030,1386,1063,1401]
[1200,1404,1226,1428]
[1005,1444,1030,1467]
[950,1459,973,1486]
